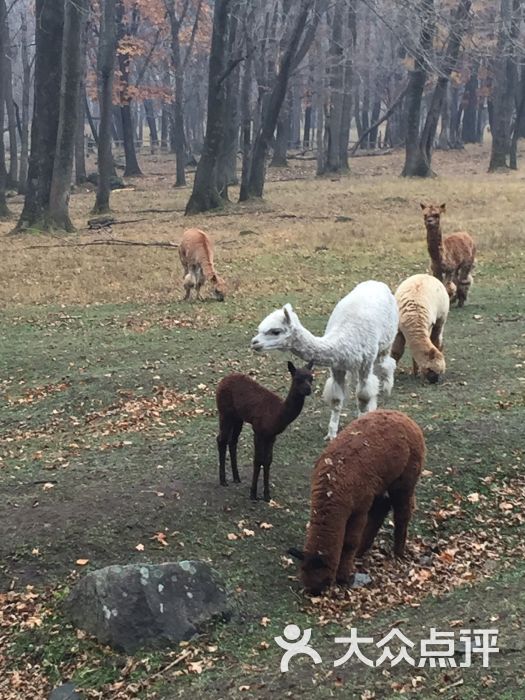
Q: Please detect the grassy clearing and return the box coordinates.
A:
[0,144,524,698]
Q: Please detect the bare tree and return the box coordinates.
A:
[185,0,232,214]
[0,0,9,217]
[93,0,118,214]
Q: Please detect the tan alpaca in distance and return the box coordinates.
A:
[392,274,450,384]
[179,228,226,301]
[421,203,476,307]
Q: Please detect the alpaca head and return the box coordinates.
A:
[251,303,298,352]
[420,202,446,228]
[210,273,226,302]
[421,347,446,384]
[288,547,333,595]
[288,360,314,397]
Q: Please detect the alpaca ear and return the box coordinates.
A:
[283,303,293,326]
[287,361,296,375]
[306,360,314,370]
[440,203,446,212]
[420,202,426,210]
[287,547,304,561]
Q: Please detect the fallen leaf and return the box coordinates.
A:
[227,533,238,541]
[75,558,90,566]
[135,543,145,551]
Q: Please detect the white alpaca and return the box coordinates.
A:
[250,280,399,439]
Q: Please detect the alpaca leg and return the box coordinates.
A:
[182,273,194,301]
[322,370,347,440]
[262,440,275,502]
[391,331,406,363]
[356,367,379,414]
[412,358,419,376]
[375,351,396,396]
[336,510,369,585]
[228,420,243,483]
[357,494,392,556]
[389,490,416,557]
[250,434,264,500]
[217,417,230,486]
[430,321,444,351]
[456,270,473,307]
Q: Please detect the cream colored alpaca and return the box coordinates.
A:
[179,228,226,301]
[391,274,450,383]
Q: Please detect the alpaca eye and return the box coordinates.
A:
[270,329,281,336]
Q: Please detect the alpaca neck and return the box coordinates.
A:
[273,389,305,434]
[426,223,445,276]
[290,324,342,367]
[201,259,216,280]
[407,334,440,369]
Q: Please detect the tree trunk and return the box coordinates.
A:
[144,100,159,153]
[85,94,99,145]
[462,64,478,143]
[401,0,435,177]
[241,2,315,200]
[3,13,18,189]
[47,0,87,230]
[185,0,232,214]
[75,12,89,185]
[93,0,117,214]
[161,104,169,150]
[0,0,9,216]
[488,0,520,171]
[166,1,190,187]
[437,84,451,149]
[270,92,291,167]
[240,55,253,199]
[116,0,142,177]
[17,11,31,195]
[16,0,64,231]
[217,5,241,196]
[323,0,345,173]
[340,1,356,168]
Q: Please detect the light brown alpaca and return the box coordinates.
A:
[179,228,226,301]
[421,203,476,307]
[392,274,450,383]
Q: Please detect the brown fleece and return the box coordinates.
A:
[216,363,314,501]
[179,228,226,299]
[421,203,476,307]
[295,410,425,594]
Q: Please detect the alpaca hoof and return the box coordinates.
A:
[220,479,228,486]
[250,492,258,501]
[233,476,241,483]
[324,431,336,441]
[336,574,353,587]
[263,493,270,502]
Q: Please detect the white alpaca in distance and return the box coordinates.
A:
[251,280,399,439]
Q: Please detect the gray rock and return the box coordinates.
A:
[351,572,372,588]
[49,683,82,700]
[65,561,231,653]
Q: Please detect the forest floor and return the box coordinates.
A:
[1,143,524,699]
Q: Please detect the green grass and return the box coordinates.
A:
[1,148,525,698]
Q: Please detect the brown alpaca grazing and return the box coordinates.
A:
[216,361,314,501]
[179,228,226,301]
[289,410,425,595]
[421,203,476,307]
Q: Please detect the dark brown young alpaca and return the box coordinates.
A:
[289,410,425,595]
[421,203,476,307]
[216,361,314,501]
